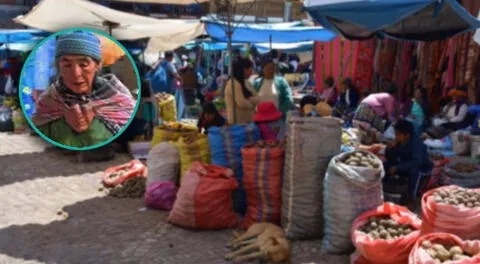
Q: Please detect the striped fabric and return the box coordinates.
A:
[31,74,136,135]
[241,142,285,229]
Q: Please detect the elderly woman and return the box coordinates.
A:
[252,60,294,119]
[31,31,136,148]
[424,89,470,139]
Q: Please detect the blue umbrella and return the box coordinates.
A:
[304,0,480,41]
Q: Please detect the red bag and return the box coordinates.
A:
[167,162,239,229]
[102,160,147,187]
[408,233,480,264]
[351,202,422,264]
[420,186,480,240]
[241,141,285,229]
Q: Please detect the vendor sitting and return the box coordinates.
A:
[384,119,433,204]
[424,88,470,139]
[197,102,226,134]
[31,31,136,148]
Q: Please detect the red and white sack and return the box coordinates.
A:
[421,186,480,240]
[351,202,422,264]
[409,233,480,264]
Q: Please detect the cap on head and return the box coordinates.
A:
[55,31,102,62]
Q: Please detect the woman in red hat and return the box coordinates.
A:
[253,101,286,140]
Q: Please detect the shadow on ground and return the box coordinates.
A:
[0,196,348,264]
[0,149,131,187]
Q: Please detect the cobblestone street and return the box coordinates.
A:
[0,132,348,264]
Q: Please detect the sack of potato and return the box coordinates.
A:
[421,186,480,240]
[350,202,422,264]
[156,93,177,122]
[151,122,198,147]
[171,135,211,185]
[441,161,480,188]
[322,150,385,254]
[408,233,480,264]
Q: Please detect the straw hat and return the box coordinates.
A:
[316,102,333,116]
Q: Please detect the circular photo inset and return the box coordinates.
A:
[19,28,140,150]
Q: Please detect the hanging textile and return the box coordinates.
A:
[353,39,376,93]
[314,37,358,93]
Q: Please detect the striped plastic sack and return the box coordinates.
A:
[167,162,239,229]
[241,140,285,229]
[208,123,261,216]
[171,135,211,185]
[322,150,384,254]
[151,122,198,147]
[281,116,343,240]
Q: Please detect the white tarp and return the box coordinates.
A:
[474,11,480,46]
[14,0,205,52]
[109,0,255,3]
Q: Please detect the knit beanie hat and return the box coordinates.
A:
[55,31,102,62]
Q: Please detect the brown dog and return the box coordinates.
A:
[225,223,291,263]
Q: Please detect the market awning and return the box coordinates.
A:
[474,11,480,46]
[14,0,205,52]
[254,41,314,53]
[0,29,49,44]
[203,17,337,43]
[304,0,480,41]
[107,0,255,3]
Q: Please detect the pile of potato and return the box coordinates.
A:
[421,240,472,263]
[108,176,146,198]
[358,215,414,240]
[451,162,477,173]
[155,92,172,102]
[432,188,480,208]
[342,151,380,169]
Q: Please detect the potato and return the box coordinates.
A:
[432,244,447,252]
[349,161,360,166]
[426,248,438,258]
[452,254,468,261]
[421,240,433,249]
[449,246,463,256]
[379,230,388,239]
[354,152,363,158]
[436,248,450,262]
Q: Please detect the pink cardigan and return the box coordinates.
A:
[362,93,396,121]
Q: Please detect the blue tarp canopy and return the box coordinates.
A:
[304,0,480,41]
[184,39,244,51]
[203,18,337,43]
[0,29,49,44]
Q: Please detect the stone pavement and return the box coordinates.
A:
[0,132,349,264]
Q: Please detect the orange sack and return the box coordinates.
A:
[421,185,480,240]
[241,141,285,229]
[350,202,422,264]
[102,159,147,187]
[408,233,480,264]
[167,162,239,229]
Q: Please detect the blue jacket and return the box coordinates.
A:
[385,135,434,175]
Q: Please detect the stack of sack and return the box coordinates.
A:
[144,143,180,210]
[168,162,239,229]
[281,116,343,239]
[171,134,210,185]
[441,161,480,188]
[208,124,261,216]
[241,140,285,229]
[420,185,480,240]
[350,203,422,264]
[322,150,384,253]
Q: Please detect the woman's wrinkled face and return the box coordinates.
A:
[58,55,101,94]
[243,66,253,79]
[263,62,275,79]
